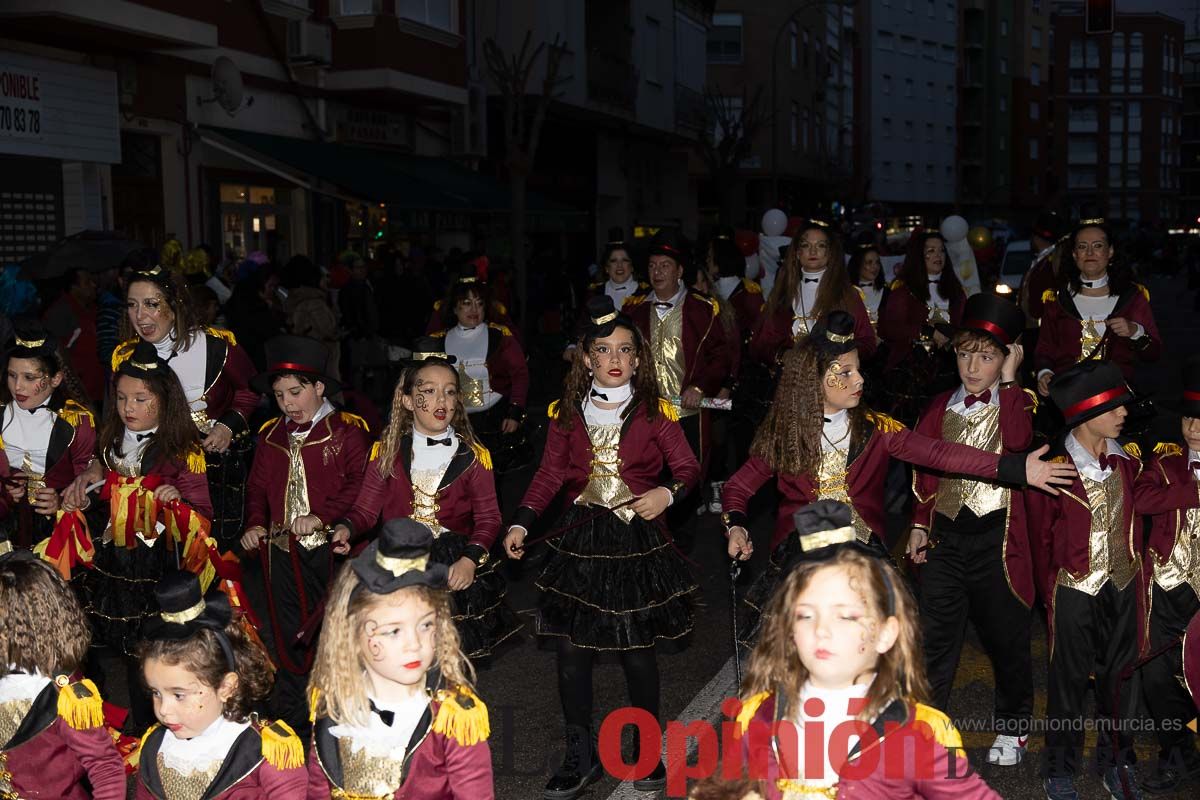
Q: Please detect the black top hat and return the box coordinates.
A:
[250,335,341,395]
[351,518,448,595]
[606,227,626,247]
[452,261,483,285]
[1032,211,1063,243]
[1048,360,1134,429]
[584,295,628,331]
[129,264,180,293]
[958,293,1024,351]
[141,571,238,670]
[1163,356,1200,419]
[788,500,896,615]
[117,340,171,380]
[6,322,57,360]
[647,230,689,265]
[407,336,457,367]
[809,311,858,357]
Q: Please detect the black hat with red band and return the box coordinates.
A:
[958,293,1025,353]
[250,335,340,395]
[1048,360,1135,429]
[647,230,690,266]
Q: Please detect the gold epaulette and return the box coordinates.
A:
[488,322,513,337]
[658,398,679,422]
[866,410,905,433]
[186,447,207,474]
[735,691,771,734]
[1123,442,1142,460]
[912,703,963,750]
[339,412,369,432]
[638,281,651,291]
[111,338,138,371]
[433,299,444,311]
[139,723,160,755]
[547,400,561,420]
[308,687,322,723]
[369,441,382,461]
[742,278,762,294]
[1154,442,1184,458]
[205,326,237,346]
[1022,388,1039,412]
[260,720,304,769]
[59,399,94,428]
[625,293,648,308]
[430,329,448,339]
[259,417,280,434]
[432,685,490,746]
[1136,283,1150,301]
[56,676,105,730]
[1042,289,1057,304]
[588,281,605,291]
[471,441,493,471]
[691,292,719,316]
[495,301,509,315]
[854,285,866,301]
[1050,455,1069,464]
[890,278,905,291]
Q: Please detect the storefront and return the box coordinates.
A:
[0,49,119,263]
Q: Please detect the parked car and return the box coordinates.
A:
[997,239,1033,292]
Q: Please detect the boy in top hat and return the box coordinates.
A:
[625,230,734,477]
[1031,361,1200,800]
[906,293,1038,768]
[1139,357,1200,792]
[239,335,372,738]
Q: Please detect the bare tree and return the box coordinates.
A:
[482,31,570,335]
[697,85,770,226]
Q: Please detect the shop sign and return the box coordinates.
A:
[334,108,413,148]
[0,68,41,140]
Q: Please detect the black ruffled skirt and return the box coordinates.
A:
[76,537,177,656]
[206,440,250,551]
[431,531,523,659]
[534,504,697,651]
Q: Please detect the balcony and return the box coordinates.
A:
[587,49,638,111]
[675,83,706,135]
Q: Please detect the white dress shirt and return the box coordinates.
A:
[1,402,56,473]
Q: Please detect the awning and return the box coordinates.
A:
[197,126,582,215]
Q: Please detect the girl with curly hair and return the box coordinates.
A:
[307,518,494,798]
[735,501,1001,798]
[721,311,1076,643]
[135,570,305,798]
[1,323,96,547]
[0,550,126,799]
[503,294,701,799]
[332,340,521,660]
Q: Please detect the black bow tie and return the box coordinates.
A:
[370,701,394,727]
[929,278,941,284]
[135,431,154,442]
[1082,280,1104,289]
[859,282,875,288]
[1098,453,1120,472]
[427,436,452,447]
[590,389,609,401]
[964,390,991,408]
[653,301,673,309]
[803,277,821,284]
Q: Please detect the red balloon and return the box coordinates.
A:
[734,229,759,257]
[785,216,807,237]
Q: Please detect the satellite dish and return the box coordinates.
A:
[198,56,252,116]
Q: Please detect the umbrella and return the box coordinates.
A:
[20,230,143,280]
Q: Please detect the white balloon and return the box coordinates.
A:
[762,208,788,237]
[940,215,968,243]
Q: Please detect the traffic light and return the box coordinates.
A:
[1086,0,1114,34]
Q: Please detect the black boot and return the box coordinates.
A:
[544,725,603,800]
[630,735,666,791]
[1141,748,1200,795]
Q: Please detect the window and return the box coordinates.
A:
[1032,28,1041,50]
[711,96,742,143]
[946,2,954,22]
[879,31,894,52]
[1000,58,1008,75]
[804,28,811,68]
[926,81,934,99]
[1130,68,1143,93]
[707,13,743,63]
[882,161,893,178]
[1128,133,1141,161]
[905,78,914,97]
[883,117,893,136]
[1112,33,1126,93]
[1068,167,1097,188]
[802,108,810,151]
[340,0,376,13]
[396,0,451,29]
[1129,101,1142,132]
[1030,139,1039,159]
[643,17,661,84]
[1131,33,1143,68]
[925,123,934,142]
[1068,104,1098,132]
[927,1,934,18]
[790,22,798,68]
[1030,101,1040,120]
[905,162,914,182]
[883,74,892,95]
[945,124,953,143]
[946,165,954,183]
[1031,63,1040,86]
[1069,135,1097,163]
[1111,102,1124,131]
[900,36,915,55]
[1126,164,1141,188]
[1000,19,1008,36]
[925,164,934,183]
[1109,164,1123,187]
[1000,96,1008,112]
[1070,39,1083,68]
[791,102,799,149]
[1110,132,1123,156]
[905,120,914,140]
[946,84,954,105]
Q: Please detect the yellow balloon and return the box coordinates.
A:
[967,226,992,249]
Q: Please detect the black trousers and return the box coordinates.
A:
[243,541,333,739]
[1045,580,1139,779]
[1142,583,1200,761]
[918,518,1033,735]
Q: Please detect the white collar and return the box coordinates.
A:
[159,715,250,773]
[715,275,742,299]
[607,277,637,292]
[1080,272,1109,290]
[0,670,52,702]
[1065,433,1126,475]
[801,267,827,281]
[124,425,159,442]
[949,380,1001,408]
[328,693,429,755]
[654,282,687,308]
[414,424,455,448]
[589,380,632,405]
[824,409,849,427]
[309,399,335,426]
[454,323,486,335]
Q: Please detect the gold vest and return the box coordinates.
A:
[649,302,696,419]
[816,447,871,542]
[0,696,33,752]
[1057,470,1136,594]
[1154,505,1200,597]
[410,463,451,537]
[1079,317,1104,362]
[157,754,221,800]
[457,362,487,409]
[336,736,406,799]
[574,422,637,523]
[933,404,1008,521]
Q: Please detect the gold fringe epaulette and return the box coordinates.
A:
[259,417,280,435]
[658,398,679,422]
[488,323,514,337]
[433,299,444,311]
[691,292,719,316]
[260,720,304,769]
[187,447,207,474]
[547,400,561,420]
[890,278,905,291]
[308,687,322,723]
[912,703,963,750]
[369,441,382,462]
[867,410,905,433]
[430,329,448,339]
[339,412,369,432]
[1123,442,1142,460]
[471,441,493,471]
[496,301,508,315]
[1042,289,1057,304]
[625,294,647,308]
[1022,388,1039,413]
[1137,283,1150,301]
[205,326,237,346]
[59,399,94,428]
[742,278,762,294]
[432,685,490,747]
[56,676,105,730]
[111,338,138,371]
[854,285,866,301]
[1154,442,1184,458]
[735,691,771,734]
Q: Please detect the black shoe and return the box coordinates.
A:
[632,760,666,791]
[1141,750,1200,795]
[544,725,603,800]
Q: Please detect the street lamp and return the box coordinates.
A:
[771,0,858,204]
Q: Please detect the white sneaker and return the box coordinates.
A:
[708,481,724,513]
[987,734,1027,766]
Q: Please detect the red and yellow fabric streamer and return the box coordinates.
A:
[32,509,95,579]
